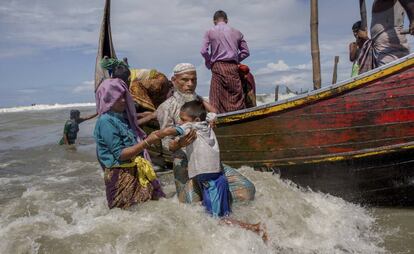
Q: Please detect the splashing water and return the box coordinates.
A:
[0,152,385,253]
[1,104,411,254]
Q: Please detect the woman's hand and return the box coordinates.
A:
[168,129,197,152]
[178,129,197,147]
[145,132,161,146]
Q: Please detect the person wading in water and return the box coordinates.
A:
[59,110,97,145]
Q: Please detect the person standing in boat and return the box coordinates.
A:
[59,110,97,145]
[358,0,414,74]
[238,64,257,108]
[156,63,256,204]
[349,21,369,77]
[200,10,250,113]
[94,65,165,209]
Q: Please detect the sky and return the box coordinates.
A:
[0,0,413,107]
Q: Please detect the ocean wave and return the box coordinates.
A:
[0,166,386,254]
[0,103,96,114]
[0,93,298,114]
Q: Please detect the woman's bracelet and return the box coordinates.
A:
[143,139,150,148]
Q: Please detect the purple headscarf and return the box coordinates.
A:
[95,78,150,160]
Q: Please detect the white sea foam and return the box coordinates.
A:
[0,103,95,114]
[0,93,296,114]
[0,160,24,169]
[256,93,297,106]
[0,160,386,254]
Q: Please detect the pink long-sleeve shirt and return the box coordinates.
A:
[200,22,250,69]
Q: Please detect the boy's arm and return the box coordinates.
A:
[170,129,197,151]
[149,126,197,152]
[148,127,179,140]
[157,105,197,152]
[201,97,217,113]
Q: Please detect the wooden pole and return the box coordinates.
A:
[275,85,279,101]
[359,0,368,31]
[332,56,339,84]
[310,0,321,90]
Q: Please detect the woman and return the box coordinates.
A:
[94,66,164,209]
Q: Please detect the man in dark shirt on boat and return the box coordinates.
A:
[200,10,250,113]
[59,110,97,145]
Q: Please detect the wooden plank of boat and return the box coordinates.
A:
[95,0,414,205]
[215,53,414,166]
[274,142,414,206]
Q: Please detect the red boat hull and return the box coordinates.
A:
[215,55,414,205]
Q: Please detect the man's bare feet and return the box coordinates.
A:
[220,218,269,243]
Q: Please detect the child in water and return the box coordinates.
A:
[148,99,268,241]
[59,110,97,145]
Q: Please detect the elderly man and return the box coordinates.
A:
[201,10,250,114]
[157,63,255,204]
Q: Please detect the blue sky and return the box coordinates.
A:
[0,0,413,107]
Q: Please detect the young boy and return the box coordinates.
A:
[59,110,97,145]
[150,99,228,216]
[149,99,268,241]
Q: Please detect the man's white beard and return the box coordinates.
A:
[175,89,197,103]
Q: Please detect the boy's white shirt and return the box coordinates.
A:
[179,114,220,178]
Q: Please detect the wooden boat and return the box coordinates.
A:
[95,0,414,206]
[216,57,414,206]
[94,0,116,91]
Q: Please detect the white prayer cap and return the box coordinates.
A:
[173,63,196,75]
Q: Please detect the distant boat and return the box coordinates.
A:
[95,0,414,206]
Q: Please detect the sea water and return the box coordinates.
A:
[0,104,413,254]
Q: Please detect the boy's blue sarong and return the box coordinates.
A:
[196,172,231,217]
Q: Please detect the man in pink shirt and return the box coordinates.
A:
[201,10,250,113]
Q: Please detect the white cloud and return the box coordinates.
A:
[17,89,37,94]
[296,63,312,70]
[256,60,311,76]
[0,0,308,59]
[257,60,290,74]
[1,0,413,102]
[0,47,38,58]
[72,80,94,93]
[274,73,305,86]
